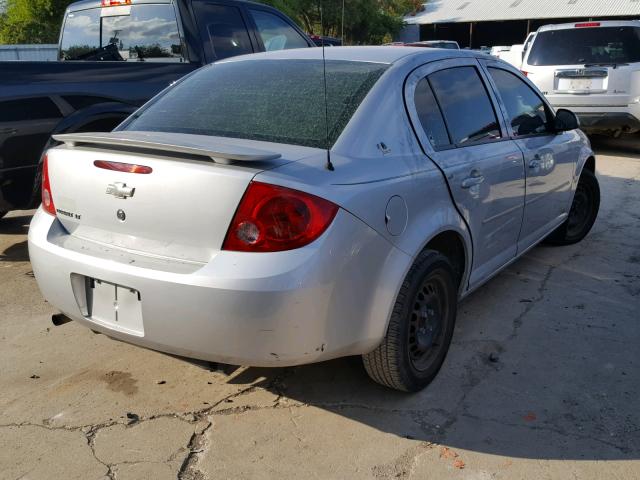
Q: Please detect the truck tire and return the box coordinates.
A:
[545,169,600,246]
[363,250,457,392]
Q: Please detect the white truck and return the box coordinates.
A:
[522,20,640,136]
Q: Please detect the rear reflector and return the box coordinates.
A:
[575,22,600,28]
[101,0,132,6]
[94,160,152,174]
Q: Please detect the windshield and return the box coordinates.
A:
[528,26,640,66]
[60,4,184,61]
[121,59,388,149]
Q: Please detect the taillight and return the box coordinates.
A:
[521,70,529,77]
[575,22,600,28]
[41,154,56,216]
[223,182,338,252]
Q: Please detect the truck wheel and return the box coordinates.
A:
[545,169,600,246]
[363,250,457,392]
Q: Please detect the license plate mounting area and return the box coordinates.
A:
[86,277,144,336]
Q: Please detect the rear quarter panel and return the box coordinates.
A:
[255,59,473,296]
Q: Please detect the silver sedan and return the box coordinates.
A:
[28,47,599,391]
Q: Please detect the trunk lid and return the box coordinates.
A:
[48,132,321,263]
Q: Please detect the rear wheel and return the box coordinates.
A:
[545,169,600,246]
[363,250,457,392]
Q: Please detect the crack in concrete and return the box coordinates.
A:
[84,425,116,480]
[176,370,290,479]
[372,441,434,479]
[177,422,211,480]
[1,382,267,479]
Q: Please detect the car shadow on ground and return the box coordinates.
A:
[0,214,31,235]
[214,163,639,462]
[590,133,640,160]
[0,214,32,262]
[0,240,29,262]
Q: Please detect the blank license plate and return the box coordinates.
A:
[89,279,144,336]
[559,78,604,92]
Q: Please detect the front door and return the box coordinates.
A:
[405,59,526,288]
[481,61,578,251]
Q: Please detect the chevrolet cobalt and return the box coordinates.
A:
[29,47,599,391]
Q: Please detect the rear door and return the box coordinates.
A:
[405,58,526,287]
[482,61,578,250]
[191,0,255,63]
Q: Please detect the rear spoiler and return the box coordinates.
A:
[52,131,282,163]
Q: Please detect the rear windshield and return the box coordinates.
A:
[528,26,640,66]
[429,42,458,49]
[60,4,184,61]
[122,59,388,148]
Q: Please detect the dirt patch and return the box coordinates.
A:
[102,371,138,396]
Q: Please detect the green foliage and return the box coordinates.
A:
[258,0,422,45]
[0,0,72,44]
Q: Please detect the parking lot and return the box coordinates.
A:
[0,135,638,479]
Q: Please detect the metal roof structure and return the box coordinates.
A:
[405,0,640,24]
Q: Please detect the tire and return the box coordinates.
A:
[545,169,600,246]
[363,250,458,392]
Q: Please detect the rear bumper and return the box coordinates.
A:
[28,208,409,367]
[576,112,640,134]
[546,101,640,134]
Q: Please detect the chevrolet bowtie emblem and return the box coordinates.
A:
[106,182,135,199]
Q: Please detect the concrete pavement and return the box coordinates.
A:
[1,136,638,479]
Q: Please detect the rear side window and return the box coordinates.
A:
[428,67,501,145]
[528,27,640,66]
[192,2,253,61]
[250,9,309,51]
[488,68,551,136]
[414,78,450,149]
[123,59,388,149]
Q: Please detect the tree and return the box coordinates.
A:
[0,0,72,44]
[258,0,423,45]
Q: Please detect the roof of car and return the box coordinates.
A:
[538,19,640,32]
[220,46,488,66]
[68,0,268,12]
[68,0,170,11]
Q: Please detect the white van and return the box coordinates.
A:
[522,20,640,136]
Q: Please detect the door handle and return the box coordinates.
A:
[461,170,484,189]
[0,128,17,135]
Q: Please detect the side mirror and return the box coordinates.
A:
[554,109,580,132]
